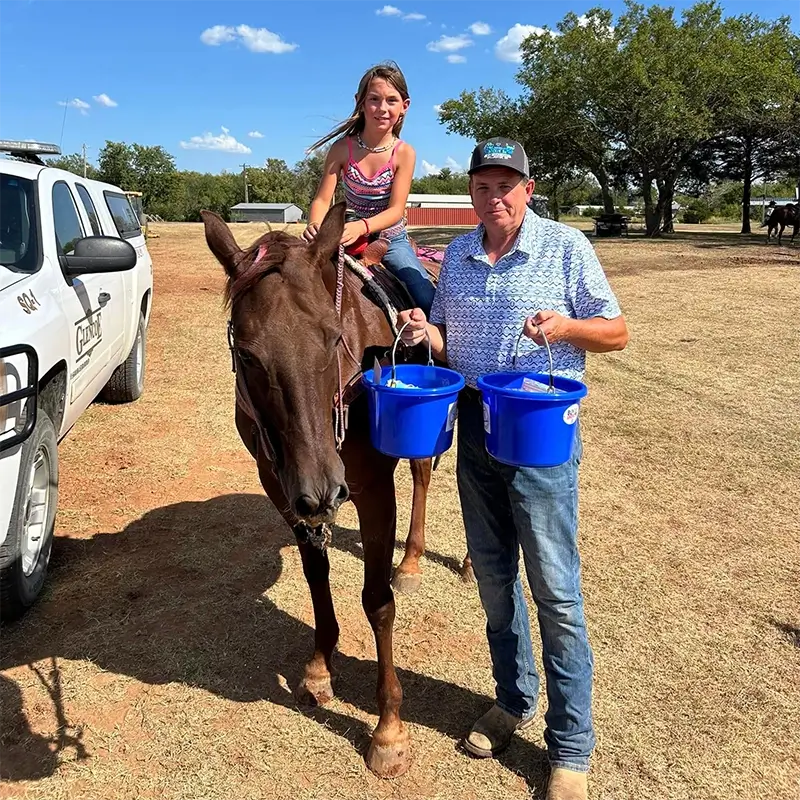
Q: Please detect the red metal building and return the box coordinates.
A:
[405,194,478,227]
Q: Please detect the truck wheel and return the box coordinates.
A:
[100,312,146,404]
[0,411,59,621]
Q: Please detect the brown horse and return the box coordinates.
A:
[761,203,799,245]
[201,201,466,777]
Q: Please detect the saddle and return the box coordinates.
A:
[345,234,442,284]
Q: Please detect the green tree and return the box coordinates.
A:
[97,141,135,190]
[130,144,178,214]
[711,16,800,232]
[45,153,98,179]
[249,158,296,203]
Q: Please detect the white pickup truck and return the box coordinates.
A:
[0,140,153,620]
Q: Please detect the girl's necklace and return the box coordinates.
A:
[356,133,396,153]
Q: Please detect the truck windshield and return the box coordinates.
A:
[0,174,40,273]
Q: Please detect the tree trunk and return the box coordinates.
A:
[549,178,561,221]
[594,166,616,213]
[741,135,752,235]
[661,180,675,234]
[642,173,661,236]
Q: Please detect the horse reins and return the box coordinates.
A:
[227,245,356,470]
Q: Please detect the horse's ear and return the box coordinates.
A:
[310,201,346,266]
[201,210,242,276]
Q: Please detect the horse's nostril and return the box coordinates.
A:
[335,484,350,506]
[294,494,317,518]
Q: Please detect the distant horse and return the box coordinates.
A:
[201,201,468,778]
[761,203,799,245]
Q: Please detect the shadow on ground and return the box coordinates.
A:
[0,493,550,795]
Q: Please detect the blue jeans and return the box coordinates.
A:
[383,231,435,316]
[456,393,595,772]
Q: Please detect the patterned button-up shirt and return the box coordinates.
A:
[428,209,622,386]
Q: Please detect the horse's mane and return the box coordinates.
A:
[225,231,306,308]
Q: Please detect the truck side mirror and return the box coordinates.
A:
[61,236,137,277]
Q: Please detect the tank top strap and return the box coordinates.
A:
[389,139,403,170]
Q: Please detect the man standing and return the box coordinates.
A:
[397,138,628,800]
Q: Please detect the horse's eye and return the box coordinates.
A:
[238,349,255,365]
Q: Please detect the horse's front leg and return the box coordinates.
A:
[392,458,431,594]
[252,439,339,706]
[293,525,339,705]
[353,475,411,778]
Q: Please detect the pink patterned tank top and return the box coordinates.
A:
[341,137,406,239]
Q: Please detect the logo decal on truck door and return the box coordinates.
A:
[75,310,103,360]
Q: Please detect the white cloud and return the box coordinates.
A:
[427,34,473,53]
[403,12,426,21]
[180,126,252,153]
[248,130,264,138]
[577,14,591,27]
[433,104,443,113]
[421,160,439,176]
[93,93,117,107]
[375,5,402,15]
[200,24,297,53]
[237,24,298,53]
[200,24,237,45]
[444,156,464,172]
[57,98,90,115]
[495,23,555,63]
[447,54,467,64]
[469,21,492,35]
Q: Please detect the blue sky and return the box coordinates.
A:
[1,0,797,177]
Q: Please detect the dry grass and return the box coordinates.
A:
[1,222,798,800]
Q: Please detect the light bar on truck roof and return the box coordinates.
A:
[0,139,62,156]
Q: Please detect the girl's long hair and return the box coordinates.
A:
[307,61,409,153]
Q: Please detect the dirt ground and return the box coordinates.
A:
[1,222,798,800]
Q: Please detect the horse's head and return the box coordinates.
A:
[202,202,350,526]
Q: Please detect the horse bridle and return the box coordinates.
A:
[226,246,355,471]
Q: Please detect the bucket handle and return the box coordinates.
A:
[390,320,433,384]
[513,318,555,393]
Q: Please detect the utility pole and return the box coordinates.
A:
[82,143,87,178]
[241,162,249,204]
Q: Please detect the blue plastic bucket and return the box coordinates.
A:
[363,363,465,459]
[477,372,587,467]
[476,322,588,467]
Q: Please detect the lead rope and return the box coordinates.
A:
[333,246,347,450]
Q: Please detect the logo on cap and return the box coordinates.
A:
[483,142,515,159]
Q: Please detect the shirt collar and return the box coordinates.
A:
[466,208,539,263]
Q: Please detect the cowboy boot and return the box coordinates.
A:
[464,703,535,758]
[546,767,588,800]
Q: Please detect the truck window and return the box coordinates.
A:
[104,192,142,239]
[52,182,85,257]
[0,174,40,273]
[75,183,101,236]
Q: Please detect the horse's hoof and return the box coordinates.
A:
[295,675,334,706]
[366,728,412,778]
[460,564,476,584]
[391,569,422,594]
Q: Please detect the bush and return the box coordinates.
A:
[681,199,711,224]
[581,206,601,217]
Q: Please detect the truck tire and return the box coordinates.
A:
[0,411,58,622]
[100,312,146,404]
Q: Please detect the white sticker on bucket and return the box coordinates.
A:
[483,401,491,433]
[563,404,580,425]
[446,401,458,432]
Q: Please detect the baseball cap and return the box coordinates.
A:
[468,137,529,179]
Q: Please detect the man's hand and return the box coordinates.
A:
[301,222,319,243]
[397,308,429,346]
[523,310,574,346]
